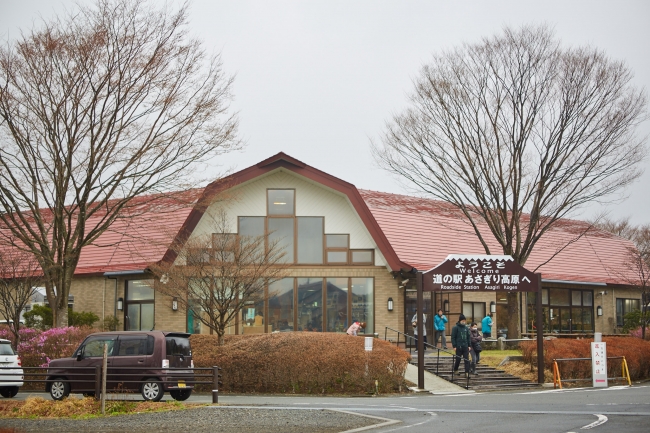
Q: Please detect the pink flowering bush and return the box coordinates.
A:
[0,325,94,367]
[630,327,650,340]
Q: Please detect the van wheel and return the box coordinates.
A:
[141,379,163,402]
[50,379,70,400]
[170,389,192,401]
[0,387,19,398]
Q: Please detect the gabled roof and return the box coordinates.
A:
[162,152,408,270]
[360,189,637,285]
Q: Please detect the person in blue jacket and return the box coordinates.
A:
[482,313,494,338]
[433,309,448,349]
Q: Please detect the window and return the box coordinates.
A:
[297,278,323,331]
[351,278,373,334]
[526,288,594,333]
[247,277,374,334]
[326,234,349,264]
[212,233,236,262]
[462,302,485,327]
[165,336,191,356]
[78,336,117,357]
[187,300,202,334]
[117,335,154,356]
[239,216,265,237]
[126,280,155,331]
[268,278,294,332]
[351,250,373,264]
[616,298,640,327]
[268,218,294,263]
[297,217,323,264]
[267,189,295,215]
[326,278,348,332]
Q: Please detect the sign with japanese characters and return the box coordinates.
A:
[422,255,539,292]
[591,342,608,387]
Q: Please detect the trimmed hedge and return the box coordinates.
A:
[520,337,650,381]
[191,332,410,394]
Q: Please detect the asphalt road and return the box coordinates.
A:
[9,385,650,432]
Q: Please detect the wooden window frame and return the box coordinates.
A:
[266,188,296,217]
[350,249,374,265]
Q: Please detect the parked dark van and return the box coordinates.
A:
[46,331,194,401]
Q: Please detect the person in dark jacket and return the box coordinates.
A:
[451,314,471,375]
[469,322,483,375]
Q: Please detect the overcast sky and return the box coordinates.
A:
[2,0,649,224]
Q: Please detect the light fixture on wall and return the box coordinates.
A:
[443,299,449,314]
[172,297,178,311]
[387,297,394,312]
[117,297,123,311]
[597,305,603,317]
[490,301,496,314]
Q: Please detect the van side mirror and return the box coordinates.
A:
[76,347,84,361]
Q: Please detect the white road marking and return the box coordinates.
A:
[370,412,437,432]
[581,414,608,430]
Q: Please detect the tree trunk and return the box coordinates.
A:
[55,305,69,328]
[506,292,521,339]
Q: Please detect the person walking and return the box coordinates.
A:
[411,310,428,352]
[469,322,483,375]
[433,309,448,349]
[482,313,494,338]
[451,314,471,376]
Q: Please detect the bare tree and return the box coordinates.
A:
[0,247,42,349]
[0,0,240,327]
[150,211,289,345]
[595,218,650,338]
[374,25,648,338]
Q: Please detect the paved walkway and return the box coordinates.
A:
[404,361,473,394]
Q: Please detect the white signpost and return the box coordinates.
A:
[364,336,373,352]
[591,342,608,387]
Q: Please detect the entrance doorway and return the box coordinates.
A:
[404,291,433,346]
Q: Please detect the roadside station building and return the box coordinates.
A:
[5,153,643,339]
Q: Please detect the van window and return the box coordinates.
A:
[79,336,116,357]
[117,335,154,356]
[166,336,191,356]
[0,343,15,355]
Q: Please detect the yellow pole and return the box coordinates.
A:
[623,357,632,386]
[553,361,562,389]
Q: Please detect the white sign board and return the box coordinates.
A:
[364,336,373,352]
[591,342,607,387]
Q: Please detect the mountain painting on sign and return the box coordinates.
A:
[422,255,539,292]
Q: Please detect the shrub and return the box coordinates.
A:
[103,315,121,331]
[0,325,94,367]
[520,337,650,381]
[629,326,650,340]
[23,305,99,330]
[622,310,649,334]
[191,333,410,395]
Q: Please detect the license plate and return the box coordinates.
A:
[178,381,186,388]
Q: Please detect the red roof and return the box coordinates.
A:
[1,154,639,286]
[1,190,201,276]
[360,189,636,285]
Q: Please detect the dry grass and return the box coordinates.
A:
[191,333,410,394]
[0,397,203,419]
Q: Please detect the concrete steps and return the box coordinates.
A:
[412,355,540,391]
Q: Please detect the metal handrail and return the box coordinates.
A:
[383,327,472,389]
